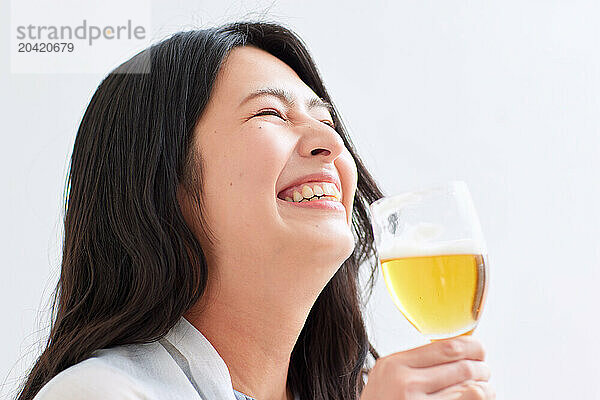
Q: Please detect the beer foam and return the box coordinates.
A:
[378,238,486,260]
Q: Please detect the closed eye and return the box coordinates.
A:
[253,109,286,120]
[253,109,335,129]
[322,120,336,129]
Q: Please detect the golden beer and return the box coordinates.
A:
[381,253,488,339]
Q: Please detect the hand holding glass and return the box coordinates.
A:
[369,181,489,341]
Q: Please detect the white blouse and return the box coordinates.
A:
[33,316,300,400]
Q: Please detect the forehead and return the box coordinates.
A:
[213,45,319,105]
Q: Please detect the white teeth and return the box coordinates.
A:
[331,184,341,199]
[281,182,342,203]
[292,191,303,202]
[322,183,342,200]
[322,183,336,196]
[301,185,314,198]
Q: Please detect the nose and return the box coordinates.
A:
[298,120,346,162]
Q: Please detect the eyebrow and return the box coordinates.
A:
[239,87,335,113]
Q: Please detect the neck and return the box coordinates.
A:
[184,259,327,400]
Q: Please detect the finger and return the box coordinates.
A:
[428,380,496,400]
[421,360,491,394]
[386,336,485,368]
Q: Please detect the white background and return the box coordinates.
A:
[2,1,599,399]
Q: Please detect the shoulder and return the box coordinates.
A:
[33,356,147,400]
[33,340,201,400]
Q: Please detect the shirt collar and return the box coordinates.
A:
[164,316,299,400]
[163,316,238,399]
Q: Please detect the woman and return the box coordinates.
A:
[17,21,494,400]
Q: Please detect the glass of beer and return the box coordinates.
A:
[369,181,489,341]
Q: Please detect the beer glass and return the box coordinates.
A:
[369,181,489,341]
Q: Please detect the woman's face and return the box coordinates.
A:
[181,45,357,291]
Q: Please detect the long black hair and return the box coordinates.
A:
[17,20,385,400]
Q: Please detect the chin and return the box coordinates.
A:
[304,226,355,263]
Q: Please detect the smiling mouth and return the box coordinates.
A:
[290,194,340,202]
[276,195,346,212]
[277,182,342,203]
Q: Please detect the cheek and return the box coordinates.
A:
[335,151,358,222]
[233,125,290,191]
[202,125,290,228]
